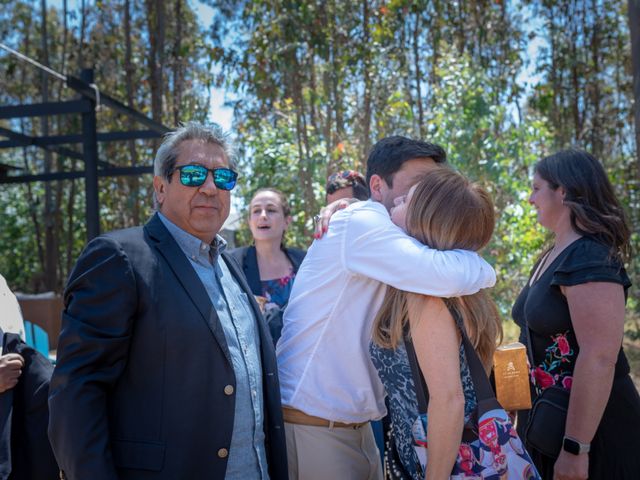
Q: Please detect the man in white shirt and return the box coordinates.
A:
[276,136,496,480]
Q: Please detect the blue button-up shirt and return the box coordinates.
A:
[159,213,269,479]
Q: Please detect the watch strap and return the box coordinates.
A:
[563,436,590,455]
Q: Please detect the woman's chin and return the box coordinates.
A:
[253,231,281,243]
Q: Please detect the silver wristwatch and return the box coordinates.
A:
[562,436,591,455]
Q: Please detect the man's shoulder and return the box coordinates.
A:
[337,200,391,230]
[80,224,152,261]
[103,224,146,241]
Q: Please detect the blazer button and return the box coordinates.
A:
[224,385,234,395]
[218,448,229,458]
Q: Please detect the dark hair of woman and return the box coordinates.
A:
[534,149,631,261]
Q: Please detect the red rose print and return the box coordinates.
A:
[533,367,555,389]
[556,335,570,356]
[562,376,573,390]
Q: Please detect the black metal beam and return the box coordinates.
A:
[66,75,171,134]
[0,100,92,119]
[0,126,84,161]
[0,129,163,148]
[0,165,153,184]
[81,69,101,240]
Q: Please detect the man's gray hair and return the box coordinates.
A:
[153,121,236,179]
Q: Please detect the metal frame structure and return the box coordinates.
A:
[0,68,170,239]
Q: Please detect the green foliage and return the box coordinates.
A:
[0,0,211,292]
[424,49,551,314]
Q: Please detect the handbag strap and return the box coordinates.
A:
[404,322,429,412]
[404,302,498,413]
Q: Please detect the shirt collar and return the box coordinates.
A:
[158,212,226,262]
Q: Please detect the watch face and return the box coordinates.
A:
[563,437,580,455]
[563,437,589,455]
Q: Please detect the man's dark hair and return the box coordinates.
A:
[365,136,447,187]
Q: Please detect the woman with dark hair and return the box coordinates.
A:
[230,188,305,344]
[513,149,640,479]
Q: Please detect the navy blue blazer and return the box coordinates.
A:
[48,214,288,480]
[229,245,306,297]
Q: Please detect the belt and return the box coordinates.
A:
[282,407,368,429]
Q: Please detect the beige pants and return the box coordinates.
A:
[284,422,383,480]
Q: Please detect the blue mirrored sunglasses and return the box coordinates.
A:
[174,164,238,190]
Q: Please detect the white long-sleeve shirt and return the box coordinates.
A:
[276,200,496,423]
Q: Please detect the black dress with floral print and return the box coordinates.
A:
[512,236,640,479]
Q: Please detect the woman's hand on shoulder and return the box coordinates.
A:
[313,198,359,239]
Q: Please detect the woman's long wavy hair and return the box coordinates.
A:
[372,168,502,370]
[535,149,631,261]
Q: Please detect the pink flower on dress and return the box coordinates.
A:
[562,376,573,390]
[533,367,555,389]
[556,334,570,356]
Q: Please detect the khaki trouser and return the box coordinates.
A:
[284,421,383,480]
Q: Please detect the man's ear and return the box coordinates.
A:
[153,176,166,207]
[369,174,385,202]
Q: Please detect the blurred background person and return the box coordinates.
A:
[325,169,369,204]
[513,149,640,479]
[231,188,305,344]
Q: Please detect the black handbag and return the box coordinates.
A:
[524,384,570,458]
[522,324,570,459]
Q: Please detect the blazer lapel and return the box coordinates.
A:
[145,214,232,363]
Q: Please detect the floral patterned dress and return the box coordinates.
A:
[370,340,477,480]
[512,236,640,479]
[260,271,296,311]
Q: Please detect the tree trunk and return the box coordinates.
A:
[172,0,184,127]
[308,51,318,133]
[40,0,59,292]
[590,0,602,158]
[146,0,166,126]
[361,0,372,162]
[78,0,87,68]
[629,0,640,178]
[125,0,140,225]
[55,0,69,281]
[412,10,424,138]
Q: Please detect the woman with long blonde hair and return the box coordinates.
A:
[370,167,503,479]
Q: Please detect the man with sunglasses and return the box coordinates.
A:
[49,122,288,480]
